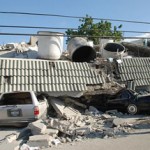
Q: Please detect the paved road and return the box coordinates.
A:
[48,130,150,150]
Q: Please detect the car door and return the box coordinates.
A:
[0,92,35,124]
[107,90,130,110]
[136,95,150,110]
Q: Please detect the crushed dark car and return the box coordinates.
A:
[105,89,150,114]
[88,88,150,115]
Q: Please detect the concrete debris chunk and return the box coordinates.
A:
[89,106,101,114]
[103,128,115,137]
[65,98,87,109]
[27,135,52,148]
[113,117,139,127]
[48,118,75,135]
[51,139,61,146]
[6,134,17,143]
[105,109,118,115]
[75,127,91,135]
[44,128,59,136]
[85,107,103,116]
[59,137,67,143]
[101,114,113,119]
[20,143,40,150]
[50,98,81,119]
[28,119,47,135]
[0,140,20,150]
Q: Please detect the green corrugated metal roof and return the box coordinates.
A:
[117,57,150,86]
[0,58,105,93]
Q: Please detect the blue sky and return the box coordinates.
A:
[1,0,150,47]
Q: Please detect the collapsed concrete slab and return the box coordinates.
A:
[50,98,81,119]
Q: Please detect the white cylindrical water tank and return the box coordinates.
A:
[37,31,64,60]
[102,42,126,59]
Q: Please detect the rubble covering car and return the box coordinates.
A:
[0,91,48,126]
[104,88,150,115]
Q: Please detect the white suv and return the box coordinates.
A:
[0,91,48,126]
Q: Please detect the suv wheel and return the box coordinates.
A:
[127,104,138,115]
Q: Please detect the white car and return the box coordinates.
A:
[0,91,48,126]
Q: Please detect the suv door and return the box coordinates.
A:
[0,92,35,125]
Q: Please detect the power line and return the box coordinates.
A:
[0,32,150,39]
[0,25,76,30]
[0,25,150,34]
[0,11,150,25]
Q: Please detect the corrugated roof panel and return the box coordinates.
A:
[86,77,93,84]
[1,69,5,76]
[0,59,105,93]
[72,63,77,70]
[59,84,63,91]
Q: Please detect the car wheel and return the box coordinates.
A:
[127,104,138,115]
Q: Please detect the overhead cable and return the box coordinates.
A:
[0,32,150,39]
[0,25,150,34]
[0,11,150,25]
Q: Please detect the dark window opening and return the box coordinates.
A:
[0,92,32,105]
[4,76,11,84]
[37,94,46,102]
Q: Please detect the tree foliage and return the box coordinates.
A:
[66,15,123,45]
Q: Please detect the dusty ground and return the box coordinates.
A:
[46,129,150,150]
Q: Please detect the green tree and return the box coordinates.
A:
[66,15,123,45]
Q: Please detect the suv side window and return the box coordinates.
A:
[0,92,32,105]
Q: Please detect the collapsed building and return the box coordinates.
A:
[1,32,150,149]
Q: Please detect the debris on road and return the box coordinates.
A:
[0,101,150,149]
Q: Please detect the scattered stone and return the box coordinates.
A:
[6,134,17,143]
[51,139,61,146]
[89,106,102,115]
[66,137,72,143]
[101,114,112,119]
[48,118,75,135]
[103,128,115,137]
[44,128,58,136]
[105,110,118,115]
[60,137,67,143]
[63,106,81,119]
[75,127,91,135]
[27,135,52,148]
[75,120,86,127]
[20,143,40,150]
[113,118,138,127]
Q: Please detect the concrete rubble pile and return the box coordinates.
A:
[1,98,150,150]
